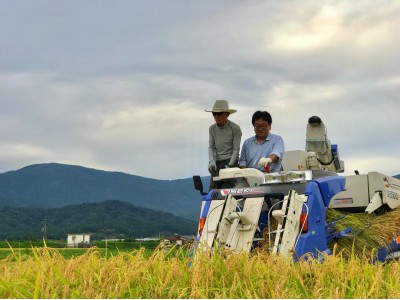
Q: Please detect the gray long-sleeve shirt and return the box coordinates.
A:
[208,120,242,166]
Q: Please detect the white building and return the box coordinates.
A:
[67,233,91,248]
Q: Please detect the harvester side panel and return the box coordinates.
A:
[294,176,345,259]
[368,172,400,210]
[316,176,347,207]
[293,181,328,259]
[331,172,400,212]
[330,175,369,209]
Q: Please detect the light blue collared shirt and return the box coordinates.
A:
[239,133,285,172]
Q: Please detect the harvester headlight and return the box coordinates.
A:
[198,217,206,235]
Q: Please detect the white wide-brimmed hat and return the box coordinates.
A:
[205,99,237,114]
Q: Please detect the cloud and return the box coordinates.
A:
[0,1,399,179]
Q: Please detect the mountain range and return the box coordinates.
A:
[0,163,398,240]
[0,163,206,220]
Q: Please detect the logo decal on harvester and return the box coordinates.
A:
[220,188,261,196]
[383,177,400,201]
[387,191,399,201]
[220,189,230,196]
[333,198,354,205]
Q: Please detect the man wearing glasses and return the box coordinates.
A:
[205,99,242,189]
[239,110,285,173]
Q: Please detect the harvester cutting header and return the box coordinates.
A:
[192,116,400,262]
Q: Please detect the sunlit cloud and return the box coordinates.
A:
[0,1,399,179]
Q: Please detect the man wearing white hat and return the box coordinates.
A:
[205,99,242,189]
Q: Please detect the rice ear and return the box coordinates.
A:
[326,208,400,258]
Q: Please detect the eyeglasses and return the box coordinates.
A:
[212,112,225,116]
[254,123,269,130]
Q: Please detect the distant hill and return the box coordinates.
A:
[0,200,198,240]
[395,174,400,179]
[0,163,208,220]
[0,163,397,228]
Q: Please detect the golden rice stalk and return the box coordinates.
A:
[326,207,400,258]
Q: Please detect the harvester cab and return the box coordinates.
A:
[192,116,400,261]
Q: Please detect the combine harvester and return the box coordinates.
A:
[192,116,400,262]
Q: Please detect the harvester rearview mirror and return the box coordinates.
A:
[193,175,206,196]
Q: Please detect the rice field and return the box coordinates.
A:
[1,244,400,298]
[1,208,400,298]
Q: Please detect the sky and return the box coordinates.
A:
[1,0,399,180]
